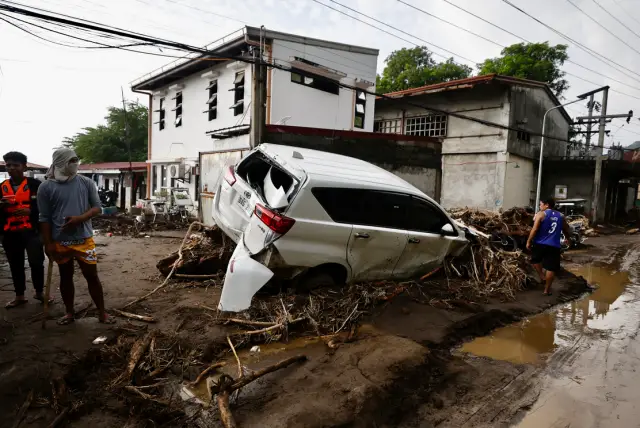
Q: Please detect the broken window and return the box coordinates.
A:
[374,119,401,134]
[231,72,245,116]
[290,68,340,95]
[205,80,217,121]
[405,114,447,137]
[236,151,296,206]
[154,97,166,131]
[172,92,183,127]
[354,90,366,129]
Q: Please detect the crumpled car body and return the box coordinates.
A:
[213,143,468,312]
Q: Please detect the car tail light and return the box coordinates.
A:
[254,203,295,234]
[224,166,236,186]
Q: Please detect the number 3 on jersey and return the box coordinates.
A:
[549,221,557,234]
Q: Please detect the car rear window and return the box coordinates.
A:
[312,187,410,230]
[236,151,296,205]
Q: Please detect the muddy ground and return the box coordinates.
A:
[1,231,624,428]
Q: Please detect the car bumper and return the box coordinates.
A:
[217,236,274,312]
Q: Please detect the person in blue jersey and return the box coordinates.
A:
[526,197,572,296]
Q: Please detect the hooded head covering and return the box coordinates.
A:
[46,148,79,183]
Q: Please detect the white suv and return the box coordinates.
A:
[212,143,468,312]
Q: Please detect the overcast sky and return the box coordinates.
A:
[2,0,640,166]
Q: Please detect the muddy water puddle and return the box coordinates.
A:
[459,262,632,365]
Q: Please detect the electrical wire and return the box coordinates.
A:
[397,0,640,99]
[589,0,640,42]
[1,0,637,153]
[501,0,640,81]
[309,0,477,66]
[565,0,640,57]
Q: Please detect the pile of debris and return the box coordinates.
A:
[93,214,189,236]
[155,225,234,279]
[446,208,533,300]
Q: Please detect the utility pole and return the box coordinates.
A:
[591,87,608,225]
[250,26,267,149]
[585,94,594,148]
[121,87,133,209]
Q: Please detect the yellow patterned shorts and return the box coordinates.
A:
[54,237,98,265]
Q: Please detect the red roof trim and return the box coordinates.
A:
[79,162,148,171]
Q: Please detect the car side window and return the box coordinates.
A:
[312,188,409,229]
[407,197,450,234]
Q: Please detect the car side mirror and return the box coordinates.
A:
[441,224,454,235]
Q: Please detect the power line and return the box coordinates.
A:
[501,0,640,82]
[309,0,477,65]
[2,1,636,153]
[565,0,640,58]
[400,0,640,99]
[589,0,640,41]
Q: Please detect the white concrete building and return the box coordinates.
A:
[374,75,572,210]
[131,26,378,214]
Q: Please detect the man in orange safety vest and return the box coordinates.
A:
[0,152,46,308]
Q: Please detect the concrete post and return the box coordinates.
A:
[591,87,609,224]
[250,28,267,149]
[585,94,594,148]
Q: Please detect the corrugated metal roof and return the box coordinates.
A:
[378,74,572,124]
[626,141,640,150]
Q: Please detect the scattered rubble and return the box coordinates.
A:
[93,214,189,237]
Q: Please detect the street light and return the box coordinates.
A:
[534,96,587,213]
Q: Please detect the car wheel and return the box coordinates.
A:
[297,272,336,292]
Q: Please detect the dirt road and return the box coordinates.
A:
[396,235,640,427]
[0,232,634,427]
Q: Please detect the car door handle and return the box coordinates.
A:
[355,233,370,239]
[408,237,420,244]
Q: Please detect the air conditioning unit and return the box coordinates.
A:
[169,163,186,179]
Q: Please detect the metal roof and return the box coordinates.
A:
[79,162,148,171]
[378,74,572,124]
[0,161,47,170]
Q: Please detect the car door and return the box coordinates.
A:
[392,196,461,279]
[345,189,409,282]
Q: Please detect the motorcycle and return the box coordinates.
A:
[561,223,586,251]
[98,187,118,208]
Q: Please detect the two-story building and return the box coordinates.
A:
[374,74,572,210]
[131,26,378,214]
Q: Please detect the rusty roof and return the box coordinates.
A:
[379,74,572,123]
[79,162,148,171]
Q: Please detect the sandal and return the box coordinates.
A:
[56,314,75,326]
[33,294,54,304]
[543,291,553,296]
[5,299,28,309]
[98,314,116,324]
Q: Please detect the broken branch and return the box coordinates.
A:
[112,309,156,323]
[228,354,307,392]
[124,222,203,308]
[46,406,69,428]
[12,390,33,428]
[189,361,226,386]
[124,333,153,382]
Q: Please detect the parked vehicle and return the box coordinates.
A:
[212,144,469,312]
[98,187,118,208]
[561,222,586,251]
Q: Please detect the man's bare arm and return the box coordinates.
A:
[527,212,545,248]
[40,222,53,246]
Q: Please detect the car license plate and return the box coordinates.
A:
[236,195,252,215]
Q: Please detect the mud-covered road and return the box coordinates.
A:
[404,235,640,428]
[0,233,637,427]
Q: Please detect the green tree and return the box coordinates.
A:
[477,42,569,97]
[376,46,472,94]
[63,102,148,163]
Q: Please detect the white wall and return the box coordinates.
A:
[150,62,253,163]
[503,154,535,209]
[441,152,508,209]
[269,40,377,131]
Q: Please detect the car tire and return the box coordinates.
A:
[297,272,336,292]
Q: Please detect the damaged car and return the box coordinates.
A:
[212,143,468,312]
